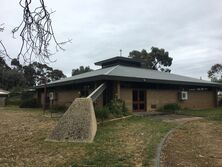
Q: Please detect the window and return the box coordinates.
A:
[132,89,146,112]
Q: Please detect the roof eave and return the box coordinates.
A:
[35,75,105,89]
[103,75,222,88]
[36,75,222,89]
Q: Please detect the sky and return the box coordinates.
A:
[1,0,222,80]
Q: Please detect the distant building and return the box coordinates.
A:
[0,89,9,106]
[36,56,222,112]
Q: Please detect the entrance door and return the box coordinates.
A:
[132,89,146,112]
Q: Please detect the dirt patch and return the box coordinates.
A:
[161,120,222,167]
[0,108,85,167]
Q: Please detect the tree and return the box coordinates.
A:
[0,24,9,59]
[0,58,26,90]
[29,62,66,85]
[23,64,37,87]
[208,64,222,82]
[1,0,70,63]
[0,57,10,70]
[1,69,26,90]
[0,1,69,90]
[1,57,66,89]
[72,66,93,76]
[11,0,71,62]
[11,58,22,70]
[129,47,173,72]
[49,69,66,81]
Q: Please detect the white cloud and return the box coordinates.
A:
[0,0,222,79]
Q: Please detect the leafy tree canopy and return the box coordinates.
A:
[129,46,173,72]
[0,59,66,90]
[72,66,93,76]
[208,64,222,83]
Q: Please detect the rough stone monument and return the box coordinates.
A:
[47,98,97,142]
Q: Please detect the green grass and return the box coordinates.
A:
[0,106,176,167]
[178,107,222,121]
[71,117,175,166]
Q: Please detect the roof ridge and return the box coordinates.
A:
[104,65,119,75]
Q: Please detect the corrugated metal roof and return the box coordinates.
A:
[45,66,117,85]
[37,65,222,88]
[109,65,218,85]
[94,56,144,65]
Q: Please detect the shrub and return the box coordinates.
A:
[95,98,129,122]
[95,107,110,122]
[7,89,36,106]
[159,103,181,113]
[6,91,22,106]
[19,98,40,108]
[6,95,21,106]
[108,98,128,116]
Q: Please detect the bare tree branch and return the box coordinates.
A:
[12,0,71,63]
[0,24,11,59]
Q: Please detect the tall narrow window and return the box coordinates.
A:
[132,89,146,112]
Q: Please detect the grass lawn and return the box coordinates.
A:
[178,107,222,121]
[0,106,176,167]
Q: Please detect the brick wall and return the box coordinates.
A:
[54,90,80,107]
[119,88,216,112]
[179,90,216,109]
[147,89,216,110]
[40,90,79,108]
[147,89,178,111]
[39,86,216,111]
[39,89,104,109]
[120,88,133,112]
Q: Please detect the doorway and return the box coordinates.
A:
[132,89,146,112]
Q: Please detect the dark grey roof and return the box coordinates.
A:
[36,65,222,88]
[94,56,144,66]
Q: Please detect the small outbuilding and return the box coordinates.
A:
[0,89,9,106]
[36,56,222,112]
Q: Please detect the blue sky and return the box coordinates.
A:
[1,0,222,80]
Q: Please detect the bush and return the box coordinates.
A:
[6,95,21,106]
[95,98,129,122]
[19,98,40,108]
[108,98,128,116]
[6,91,22,106]
[159,103,181,113]
[49,105,68,113]
[95,107,110,122]
[6,89,36,106]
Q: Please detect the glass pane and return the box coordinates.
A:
[139,90,145,101]
[139,103,145,110]
[133,90,138,101]
[133,104,138,110]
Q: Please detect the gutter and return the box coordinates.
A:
[35,75,222,89]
